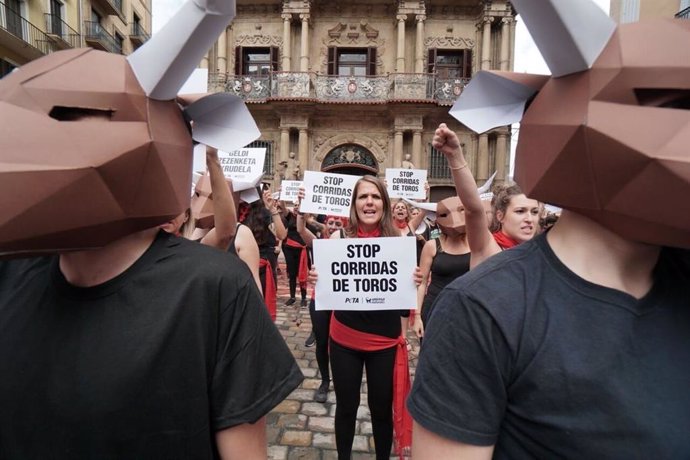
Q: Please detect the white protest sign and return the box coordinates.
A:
[386,168,427,199]
[300,171,359,218]
[313,236,417,311]
[280,180,303,202]
[218,147,265,187]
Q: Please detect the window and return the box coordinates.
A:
[91,9,101,24]
[427,49,472,79]
[49,0,63,35]
[234,47,279,76]
[132,12,141,35]
[1,58,16,79]
[327,47,377,76]
[114,32,124,54]
[428,144,451,179]
[4,0,23,37]
[245,140,275,178]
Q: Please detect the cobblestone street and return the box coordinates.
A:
[267,264,420,460]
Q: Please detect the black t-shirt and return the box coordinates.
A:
[408,234,690,458]
[0,231,303,459]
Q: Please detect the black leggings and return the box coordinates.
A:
[309,299,331,384]
[330,340,396,460]
[283,245,307,300]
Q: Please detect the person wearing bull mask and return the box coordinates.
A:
[0,0,303,458]
[408,0,690,458]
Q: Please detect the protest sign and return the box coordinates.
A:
[300,171,359,218]
[280,180,303,202]
[386,168,427,199]
[217,148,265,184]
[313,236,417,311]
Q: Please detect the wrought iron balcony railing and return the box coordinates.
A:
[44,14,80,49]
[83,21,121,54]
[0,1,52,55]
[208,71,471,105]
[91,0,123,19]
[676,6,690,19]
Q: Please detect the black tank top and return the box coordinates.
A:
[422,238,471,317]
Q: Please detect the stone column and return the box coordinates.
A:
[280,128,290,162]
[298,128,309,173]
[509,18,517,71]
[500,17,512,71]
[299,14,310,72]
[201,51,209,69]
[282,14,292,71]
[217,28,227,74]
[396,15,406,72]
[496,131,508,182]
[415,15,426,73]
[412,130,422,166]
[481,16,494,70]
[394,130,404,168]
[477,133,489,181]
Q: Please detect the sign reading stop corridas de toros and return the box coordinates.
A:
[300,171,360,218]
[217,148,266,184]
[385,168,427,200]
[313,236,417,311]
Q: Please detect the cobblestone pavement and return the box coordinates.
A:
[268,263,420,460]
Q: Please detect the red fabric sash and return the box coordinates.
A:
[259,258,276,321]
[492,231,520,250]
[394,219,409,230]
[285,238,309,289]
[330,315,412,457]
[356,226,382,238]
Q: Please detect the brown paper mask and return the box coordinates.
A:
[451,1,690,248]
[435,197,466,237]
[0,0,249,256]
[0,49,192,255]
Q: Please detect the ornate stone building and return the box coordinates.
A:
[1,0,151,77]
[610,0,690,22]
[204,0,517,199]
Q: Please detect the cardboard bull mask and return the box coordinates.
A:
[190,173,236,229]
[450,0,690,248]
[435,196,466,237]
[0,0,259,256]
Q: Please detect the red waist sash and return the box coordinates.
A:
[259,258,276,321]
[330,315,412,457]
[285,238,309,289]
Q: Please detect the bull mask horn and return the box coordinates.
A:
[127,0,236,100]
[512,0,616,77]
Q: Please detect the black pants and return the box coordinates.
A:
[309,299,331,384]
[330,340,396,460]
[283,245,307,300]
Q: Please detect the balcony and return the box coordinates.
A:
[676,6,690,19]
[84,21,121,54]
[91,0,124,20]
[0,1,52,61]
[209,72,470,105]
[44,14,80,49]
[129,22,149,47]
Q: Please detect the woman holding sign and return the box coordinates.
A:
[310,175,412,460]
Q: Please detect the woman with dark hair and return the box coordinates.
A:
[281,205,309,307]
[239,188,287,320]
[310,175,412,460]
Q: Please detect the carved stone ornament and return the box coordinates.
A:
[315,134,387,164]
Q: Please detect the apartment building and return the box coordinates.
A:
[1,0,151,77]
[610,0,690,21]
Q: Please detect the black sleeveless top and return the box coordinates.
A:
[226,223,242,256]
[421,238,471,321]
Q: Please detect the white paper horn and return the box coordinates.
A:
[127,0,236,100]
[511,0,616,77]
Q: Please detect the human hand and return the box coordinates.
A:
[412,315,424,339]
[432,123,465,166]
[413,266,424,286]
[263,189,277,213]
[308,267,318,284]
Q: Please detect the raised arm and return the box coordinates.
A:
[263,189,287,240]
[432,123,500,267]
[201,147,237,250]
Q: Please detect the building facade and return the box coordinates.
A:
[204,0,517,199]
[1,0,151,77]
[610,0,690,22]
